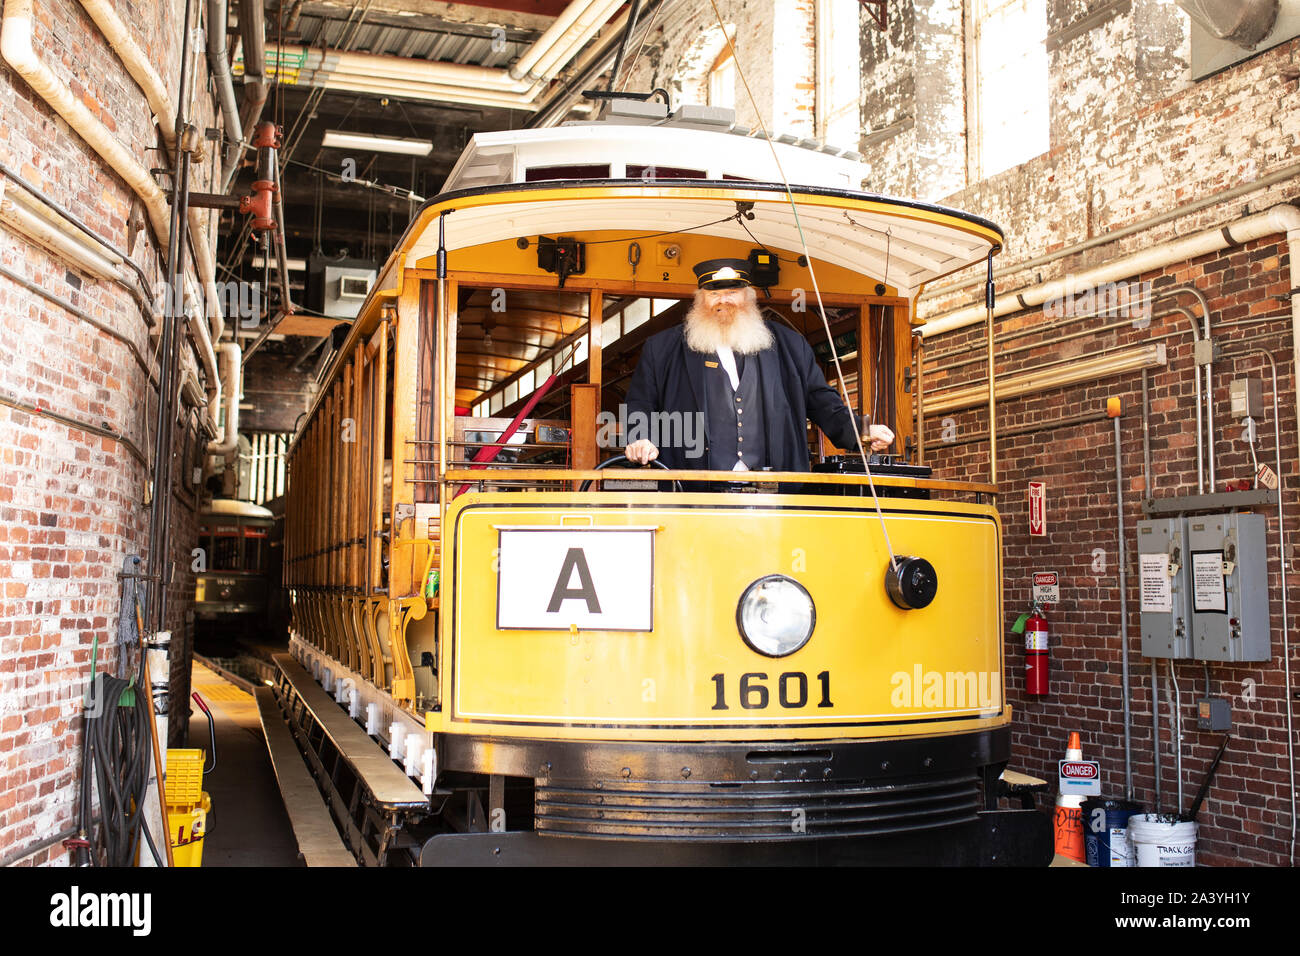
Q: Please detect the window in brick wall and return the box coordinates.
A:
[967,0,1050,179]
[708,44,736,109]
[815,0,862,150]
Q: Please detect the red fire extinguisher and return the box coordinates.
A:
[1025,603,1049,696]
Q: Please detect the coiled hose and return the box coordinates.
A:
[83,672,163,867]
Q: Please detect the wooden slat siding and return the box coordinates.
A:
[587,288,602,394]
[894,305,915,460]
[417,280,438,504]
[326,388,338,604]
[569,383,600,473]
[368,321,389,597]
[342,362,355,596]
[306,419,317,587]
[391,277,422,599]
[443,279,459,509]
[351,359,365,592]
[914,325,926,466]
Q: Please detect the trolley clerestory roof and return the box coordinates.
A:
[382,179,1003,302]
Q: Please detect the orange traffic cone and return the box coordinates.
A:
[1053,732,1086,863]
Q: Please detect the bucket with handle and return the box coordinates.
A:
[1127,813,1197,867]
[1082,798,1142,867]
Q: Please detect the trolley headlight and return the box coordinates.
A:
[736,575,816,657]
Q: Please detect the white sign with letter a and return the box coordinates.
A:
[497,529,654,631]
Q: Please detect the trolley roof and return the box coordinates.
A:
[383,179,1002,302]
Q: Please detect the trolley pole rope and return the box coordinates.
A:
[706,0,902,567]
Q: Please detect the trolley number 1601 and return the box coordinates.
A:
[710,671,832,710]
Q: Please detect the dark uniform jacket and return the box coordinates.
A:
[625,320,861,471]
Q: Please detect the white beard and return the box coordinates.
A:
[683,295,774,355]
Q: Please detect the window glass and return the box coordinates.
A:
[973,0,1049,178]
[212,525,241,571]
[623,298,651,333]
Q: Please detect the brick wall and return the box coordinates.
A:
[920,238,1298,866]
[0,0,219,866]
[623,0,781,132]
[242,348,317,434]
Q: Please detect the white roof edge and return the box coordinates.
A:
[441,124,870,194]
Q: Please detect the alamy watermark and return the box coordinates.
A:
[596,403,706,459]
[1043,277,1153,328]
[152,279,263,328]
[890,665,1000,710]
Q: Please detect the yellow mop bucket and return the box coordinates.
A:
[165,748,210,867]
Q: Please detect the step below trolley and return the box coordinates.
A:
[266,116,1052,866]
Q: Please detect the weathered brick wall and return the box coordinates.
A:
[242,348,317,434]
[623,0,782,133]
[0,0,219,866]
[921,238,1298,866]
[860,2,1300,866]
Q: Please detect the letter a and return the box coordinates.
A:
[547,548,602,613]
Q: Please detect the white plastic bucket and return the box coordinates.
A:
[1127,814,1197,867]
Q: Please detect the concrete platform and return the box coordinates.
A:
[186,661,304,867]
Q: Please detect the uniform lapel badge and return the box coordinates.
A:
[705,360,719,368]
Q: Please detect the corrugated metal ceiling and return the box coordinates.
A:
[294,14,533,69]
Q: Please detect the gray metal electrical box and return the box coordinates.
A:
[1137,517,1192,659]
[1187,513,1270,662]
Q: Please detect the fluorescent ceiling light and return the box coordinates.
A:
[251,255,307,271]
[321,130,433,156]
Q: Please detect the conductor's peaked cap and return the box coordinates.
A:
[693,258,752,289]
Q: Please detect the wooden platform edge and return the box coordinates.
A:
[271,653,429,809]
[254,687,359,867]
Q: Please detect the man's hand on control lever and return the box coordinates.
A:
[625,439,660,465]
[865,424,895,453]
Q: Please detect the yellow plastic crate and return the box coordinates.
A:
[164,748,205,808]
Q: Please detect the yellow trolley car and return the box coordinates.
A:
[267,109,1051,865]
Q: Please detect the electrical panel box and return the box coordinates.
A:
[1229,378,1264,420]
[1137,517,1193,659]
[1187,513,1271,662]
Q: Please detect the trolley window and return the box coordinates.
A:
[211,523,242,571]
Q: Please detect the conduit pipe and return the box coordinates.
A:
[290,46,538,93]
[919,203,1300,510]
[918,163,1300,305]
[511,0,603,79]
[267,0,624,111]
[1162,304,1208,494]
[1161,286,1218,492]
[76,0,175,147]
[1113,412,1134,801]
[233,0,266,186]
[59,0,225,334]
[2,0,171,241]
[185,276,222,439]
[918,205,1300,339]
[527,0,626,82]
[205,0,243,184]
[209,341,241,459]
[0,187,123,279]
